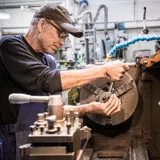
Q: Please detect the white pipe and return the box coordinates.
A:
[2,20,160,33]
[124,20,160,29]
[87,20,160,30]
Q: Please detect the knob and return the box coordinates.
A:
[57,124,61,134]
[66,122,71,134]
[37,113,45,122]
[40,125,45,135]
[44,112,49,118]
[30,125,36,135]
[46,115,56,130]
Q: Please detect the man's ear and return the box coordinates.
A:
[37,18,45,33]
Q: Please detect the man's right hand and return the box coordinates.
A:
[102,61,129,80]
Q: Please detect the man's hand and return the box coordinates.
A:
[63,94,121,116]
[89,94,121,115]
[102,61,129,80]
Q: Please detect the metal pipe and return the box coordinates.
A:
[133,0,136,21]
[93,4,108,37]
[84,24,90,64]
[75,11,93,24]
[93,27,96,59]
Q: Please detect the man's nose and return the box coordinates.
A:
[59,39,65,46]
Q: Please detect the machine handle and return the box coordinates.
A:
[143,7,146,20]
[140,50,160,67]
[9,93,49,104]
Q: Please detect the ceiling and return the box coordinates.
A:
[0,0,65,9]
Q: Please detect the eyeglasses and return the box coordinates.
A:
[45,19,69,40]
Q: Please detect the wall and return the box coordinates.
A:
[1,0,160,60]
[78,0,160,61]
[87,0,160,22]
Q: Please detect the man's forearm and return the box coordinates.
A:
[63,103,93,115]
[60,66,106,91]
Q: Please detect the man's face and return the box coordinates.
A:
[37,18,68,54]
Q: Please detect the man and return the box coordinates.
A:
[0,4,129,160]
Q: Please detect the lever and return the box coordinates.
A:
[143,7,149,34]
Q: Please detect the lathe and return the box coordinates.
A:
[9,51,160,160]
[9,94,91,160]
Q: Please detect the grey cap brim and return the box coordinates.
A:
[60,23,83,38]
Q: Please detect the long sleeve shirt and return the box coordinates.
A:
[0,35,62,125]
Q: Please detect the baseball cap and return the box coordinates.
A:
[33,4,83,38]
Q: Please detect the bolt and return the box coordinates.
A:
[40,125,45,135]
[66,122,71,134]
[57,125,61,134]
[70,109,74,127]
[30,125,35,135]
[46,115,56,130]
[37,113,45,122]
[74,112,80,128]
[96,95,100,102]
[66,112,70,122]
[44,112,49,119]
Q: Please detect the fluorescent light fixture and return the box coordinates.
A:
[0,13,10,19]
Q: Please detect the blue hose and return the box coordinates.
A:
[108,34,160,56]
[80,0,89,5]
